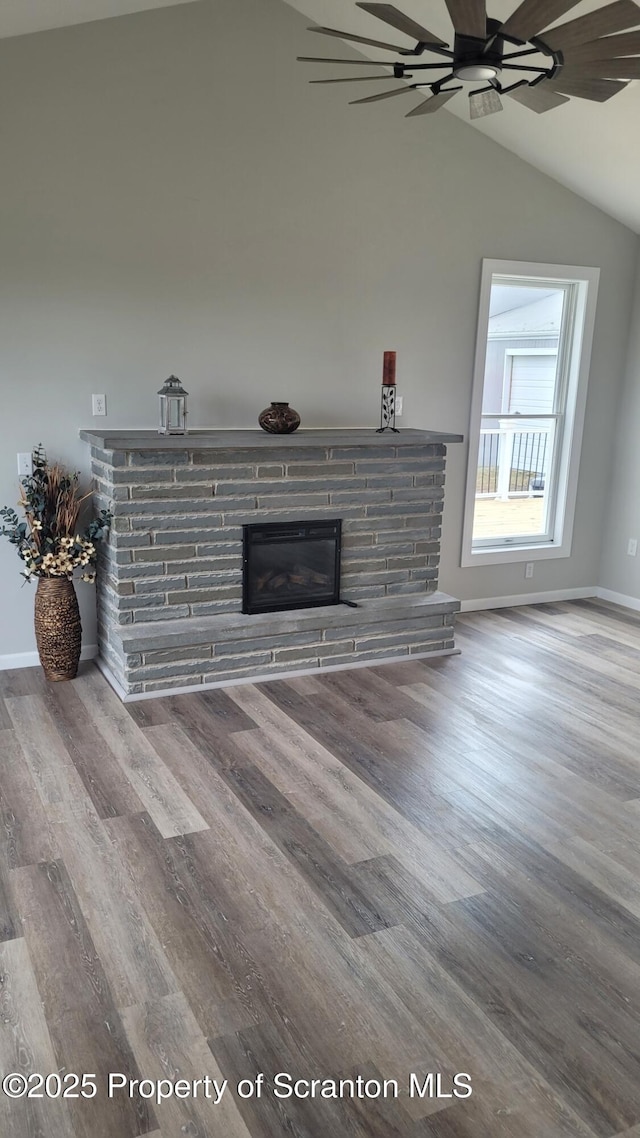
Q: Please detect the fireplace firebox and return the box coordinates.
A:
[242,519,342,615]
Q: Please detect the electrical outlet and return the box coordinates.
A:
[395,396,404,416]
[17,452,33,478]
[92,394,107,417]
[525,562,534,579]
[627,538,637,557]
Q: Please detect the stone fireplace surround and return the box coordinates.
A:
[79,429,463,700]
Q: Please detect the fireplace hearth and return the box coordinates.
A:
[243,519,342,615]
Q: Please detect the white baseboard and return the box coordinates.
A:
[97,646,461,702]
[0,644,98,672]
[594,587,640,613]
[460,586,597,612]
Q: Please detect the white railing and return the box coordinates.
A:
[477,416,557,500]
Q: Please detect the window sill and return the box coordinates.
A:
[461,541,570,568]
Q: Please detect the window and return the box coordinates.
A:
[461,260,599,567]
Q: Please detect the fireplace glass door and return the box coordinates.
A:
[243,520,342,614]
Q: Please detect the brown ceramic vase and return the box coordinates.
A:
[258,402,301,434]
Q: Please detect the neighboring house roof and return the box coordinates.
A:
[489,291,564,336]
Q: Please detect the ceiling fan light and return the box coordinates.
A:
[455,63,500,80]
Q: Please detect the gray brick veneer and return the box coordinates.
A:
[87,433,460,696]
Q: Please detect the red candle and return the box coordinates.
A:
[383,351,396,386]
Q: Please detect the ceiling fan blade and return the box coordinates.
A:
[297,57,396,65]
[311,75,404,83]
[564,29,640,61]
[559,56,640,77]
[405,89,459,115]
[355,4,446,45]
[469,88,503,118]
[350,85,417,103]
[547,75,629,98]
[308,26,410,53]
[444,0,486,38]
[505,81,570,110]
[541,1,640,52]
[499,0,582,43]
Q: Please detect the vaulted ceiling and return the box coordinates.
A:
[2,0,640,233]
[284,0,640,233]
[0,0,199,40]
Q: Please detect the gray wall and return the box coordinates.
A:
[600,257,640,601]
[0,0,638,657]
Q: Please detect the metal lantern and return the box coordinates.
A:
[158,375,188,435]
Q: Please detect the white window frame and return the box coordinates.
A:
[461,259,600,568]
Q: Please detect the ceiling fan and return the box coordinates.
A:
[298,1,640,119]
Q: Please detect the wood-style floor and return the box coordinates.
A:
[2,599,640,1138]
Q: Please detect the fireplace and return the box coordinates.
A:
[242,519,342,615]
[81,428,462,697]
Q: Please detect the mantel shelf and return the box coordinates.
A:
[79,427,463,451]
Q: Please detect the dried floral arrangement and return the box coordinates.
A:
[0,445,111,583]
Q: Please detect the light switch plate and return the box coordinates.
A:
[17,452,33,477]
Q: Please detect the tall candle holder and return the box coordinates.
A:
[377,385,399,433]
[377,350,399,433]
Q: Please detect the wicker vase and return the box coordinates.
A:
[34,577,82,681]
